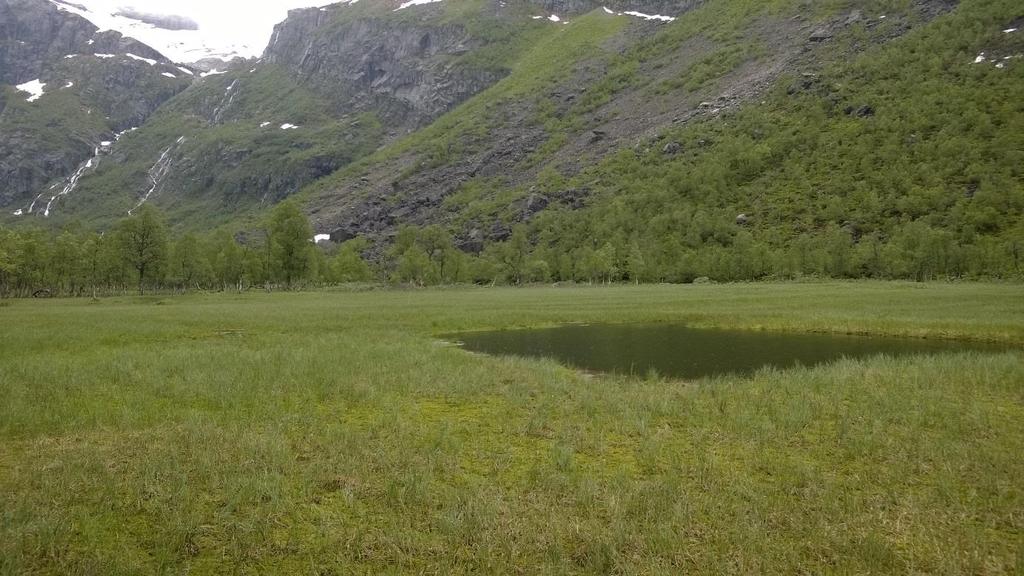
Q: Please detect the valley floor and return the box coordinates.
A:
[1,282,1022,574]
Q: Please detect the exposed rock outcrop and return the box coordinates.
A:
[264,7,502,129]
[0,0,94,84]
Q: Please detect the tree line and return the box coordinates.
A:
[0,202,357,297]
[3,198,1022,299]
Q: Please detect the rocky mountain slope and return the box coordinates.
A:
[11,0,701,227]
[1,0,1022,278]
[295,0,1022,281]
[0,0,190,216]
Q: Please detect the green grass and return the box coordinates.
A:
[1,282,1022,574]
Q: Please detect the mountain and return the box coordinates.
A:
[9,0,629,228]
[1,0,1022,279]
[0,0,191,216]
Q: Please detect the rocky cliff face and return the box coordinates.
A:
[0,0,92,84]
[0,0,189,215]
[262,0,702,131]
[264,6,502,130]
[0,0,165,84]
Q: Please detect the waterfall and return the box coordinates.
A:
[211,79,239,124]
[43,147,102,217]
[128,136,185,215]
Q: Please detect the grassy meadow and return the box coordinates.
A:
[1,282,1022,574]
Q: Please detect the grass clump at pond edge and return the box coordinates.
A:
[0,281,1021,574]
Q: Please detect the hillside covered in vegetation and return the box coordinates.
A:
[301,0,1024,282]
[1,0,1022,284]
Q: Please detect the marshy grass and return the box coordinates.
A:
[0,282,1022,574]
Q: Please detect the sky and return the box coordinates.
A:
[51,0,329,63]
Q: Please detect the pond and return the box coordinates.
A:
[446,324,1013,380]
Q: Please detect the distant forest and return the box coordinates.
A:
[1,199,1020,298]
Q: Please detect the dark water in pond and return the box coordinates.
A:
[446,324,1014,380]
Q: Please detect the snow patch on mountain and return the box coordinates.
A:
[396,0,442,11]
[125,53,158,65]
[16,79,46,102]
[621,10,675,22]
[602,7,676,23]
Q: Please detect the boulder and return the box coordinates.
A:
[525,193,549,215]
[330,228,356,244]
[456,228,484,254]
[843,104,875,117]
[488,222,512,242]
[809,28,833,42]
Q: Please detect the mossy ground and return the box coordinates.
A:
[1,282,1022,574]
